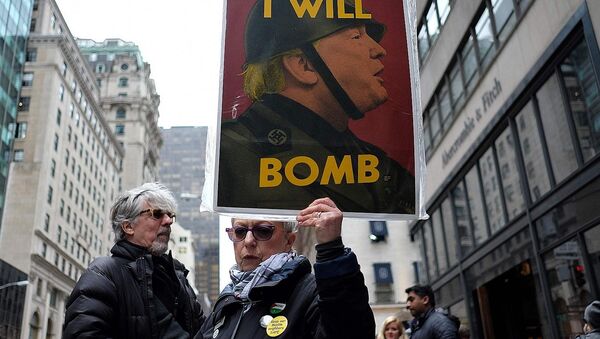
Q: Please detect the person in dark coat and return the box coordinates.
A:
[405,285,458,339]
[63,183,204,338]
[196,197,375,339]
[217,0,415,214]
[578,300,600,339]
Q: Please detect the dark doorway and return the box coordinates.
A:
[473,261,544,339]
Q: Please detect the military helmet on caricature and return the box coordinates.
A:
[244,0,386,119]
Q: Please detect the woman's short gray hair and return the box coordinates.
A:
[110,182,177,242]
[282,221,298,233]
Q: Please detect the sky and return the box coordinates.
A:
[55,0,225,128]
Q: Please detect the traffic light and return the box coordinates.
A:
[573,264,586,287]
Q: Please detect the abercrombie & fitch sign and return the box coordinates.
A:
[442,78,502,167]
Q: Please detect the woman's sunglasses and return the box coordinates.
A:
[138,208,176,222]
[225,225,275,242]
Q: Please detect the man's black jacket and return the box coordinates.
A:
[63,240,204,338]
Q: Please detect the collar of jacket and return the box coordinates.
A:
[412,307,435,330]
[259,94,364,152]
[111,240,151,259]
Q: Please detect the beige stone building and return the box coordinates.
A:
[77,38,162,191]
[168,222,197,295]
[0,0,123,337]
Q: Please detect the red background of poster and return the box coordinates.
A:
[220,0,414,174]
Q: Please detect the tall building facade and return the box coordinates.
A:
[0,0,34,337]
[412,0,600,338]
[0,0,123,337]
[0,0,33,224]
[78,38,162,191]
[159,126,220,305]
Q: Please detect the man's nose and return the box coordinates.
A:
[369,39,386,59]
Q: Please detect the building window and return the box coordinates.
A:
[22,72,34,86]
[417,0,453,62]
[56,109,62,125]
[13,150,24,162]
[96,78,102,87]
[53,134,59,151]
[544,240,592,338]
[59,199,64,216]
[41,243,47,258]
[50,159,56,177]
[115,125,125,135]
[118,77,128,87]
[50,13,56,29]
[373,263,394,304]
[18,97,30,111]
[96,63,105,73]
[15,122,27,138]
[560,39,600,162]
[26,48,37,62]
[49,288,58,307]
[369,221,388,242]
[121,63,129,71]
[61,61,68,76]
[116,107,126,119]
[47,186,53,204]
[59,84,64,101]
[118,93,127,97]
[44,214,50,232]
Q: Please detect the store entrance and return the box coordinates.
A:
[473,261,544,339]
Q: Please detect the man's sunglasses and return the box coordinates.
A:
[225,225,275,242]
[138,208,176,222]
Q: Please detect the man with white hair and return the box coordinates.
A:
[64,183,204,338]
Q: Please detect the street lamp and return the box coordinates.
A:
[0,280,28,290]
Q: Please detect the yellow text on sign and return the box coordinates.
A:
[263,0,371,19]
[259,154,380,188]
[266,316,288,337]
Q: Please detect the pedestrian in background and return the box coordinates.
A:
[405,284,458,339]
[378,315,407,339]
[577,300,600,339]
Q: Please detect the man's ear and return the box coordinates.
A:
[422,295,430,306]
[281,54,318,86]
[122,222,134,235]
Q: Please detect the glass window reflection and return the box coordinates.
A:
[495,127,525,220]
[536,176,600,248]
[584,225,600,299]
[560,39,600,162]
[465,167,489,245]
[451,183,473,256]
[424,221,438,281]
[537,73,578,183]
[475,8,495,68]
[479,148,506,234]
[442,197,459,266]
[544,240,592,338]
[432,209,448,274]
[515,101,551,202]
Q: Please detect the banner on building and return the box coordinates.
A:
[203,0,426,220]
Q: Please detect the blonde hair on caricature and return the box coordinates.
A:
[243,48,302,101]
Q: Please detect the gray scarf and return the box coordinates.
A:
[225,252,305,301]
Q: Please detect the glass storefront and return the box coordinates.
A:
[413,16,600,339]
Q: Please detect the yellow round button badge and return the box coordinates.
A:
[266,315,288,337]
